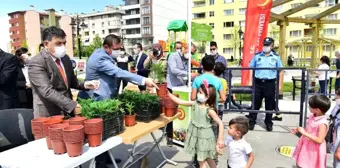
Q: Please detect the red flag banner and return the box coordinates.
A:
[241,0,273,86]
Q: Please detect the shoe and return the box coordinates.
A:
[192,159,199,168]
[266,125,273,132]
[272,115,282,121]
[249,124,255,130]
[245,115,250,118]
[167,138,173,147]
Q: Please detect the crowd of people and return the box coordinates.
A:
[2,25,340,168]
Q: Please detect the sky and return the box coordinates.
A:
[0,0,124,52]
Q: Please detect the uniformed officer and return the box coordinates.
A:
[248,37,283,132]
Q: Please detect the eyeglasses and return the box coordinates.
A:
[210,48,216,51]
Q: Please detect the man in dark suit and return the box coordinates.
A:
[134,43,149,91]
[0,49,19,110]
[28,26,99,118]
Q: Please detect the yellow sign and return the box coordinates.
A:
[275,145,295,158]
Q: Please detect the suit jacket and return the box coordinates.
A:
[16,65,33,109]
[0,50,19,110]
[28,50,85,118]
[135,53,149,77]
[79,48,144,101]
[166,52,188,89]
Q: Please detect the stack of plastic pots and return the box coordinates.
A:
[68,116,86,126]
[43,118,63,149]
[31,117,50,140]
[49,123,69,154]
[63,125,85,157]
[84,118,103,147]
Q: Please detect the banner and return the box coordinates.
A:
[241,0,273,85]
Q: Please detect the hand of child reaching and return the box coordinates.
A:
[216,145,223,155]
[297,127,306,134]
[217,138,225,149]
[290,128,298,134]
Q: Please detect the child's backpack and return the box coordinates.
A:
[326,107,340,143]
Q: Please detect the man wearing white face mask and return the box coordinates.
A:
[28,26,100,118]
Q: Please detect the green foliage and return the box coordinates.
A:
[74,34,103,58]
[79,98,123,119]
[119,91,160,112]
[125,102,134,115]
[150,63,166,84]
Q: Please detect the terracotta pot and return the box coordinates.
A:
[68,116,86,126]
[51,140,67,155]
[43,118,63,150]
[63,119,69,124]
[34,135,45,140]
[45,137,53,150]
[65,142,83,157]
[164,107,177,117]
[63,125,85,143]
[87,134,102,147]
[50,115,64,120]
[124,114,136,127]
[156,83,167,98]
[31,117,50,137]
[163,96,178,109]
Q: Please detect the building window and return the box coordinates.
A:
[223,21,234,28]
[326,0,336,6]
[240,20,245,27]
[209,11,214,17]
[324,28,337,35]
[289,46,299,52]
[142,27,151,34]
[223,34,233,40]
[143,17,150,25]
[327,14,338,20]
[102,30,105,34]
[92,23,95,28]
[102,22,105,28]
[141,6,150,14]
[84,32,89,36]
[15,14,18,18]
[224,0,234,3]
[239,8,246,15]
[291,3,302,8]
[306,45,313,52]
[209,23,214,28]
[223,48,233,54]
[143,0,150,4]
[92,31,95,35]
[15,22,19,26]
[210,0,214,5]
[224,9,234,16]
[289,30,301,37]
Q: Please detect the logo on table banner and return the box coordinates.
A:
[275,145,295,157]
[178,108,186,120]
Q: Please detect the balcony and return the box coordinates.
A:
[124,34,142,39]
[122,4,141,10]
[121,24,141,29]
[193,1,205,7]
[108,24,122,29]
[193,13,206,20]
[122,14,141,20]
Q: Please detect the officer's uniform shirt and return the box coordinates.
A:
[249,51,283,79]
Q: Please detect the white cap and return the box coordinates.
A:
[335,50,340,55]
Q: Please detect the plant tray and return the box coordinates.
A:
[101,113,125,140]
[136,103,161,122]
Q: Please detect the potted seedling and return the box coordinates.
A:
[150,63,167,98]
[129,62,136,73]
[124,102,136,127]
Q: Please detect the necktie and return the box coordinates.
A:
[55,59,68,86]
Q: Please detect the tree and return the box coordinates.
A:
[21,40,29,50]
[92,35,102,49]
[74,34,103,58]
[228,26,241,59]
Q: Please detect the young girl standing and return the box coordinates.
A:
[291,95,331,168]
[168,80,224,168]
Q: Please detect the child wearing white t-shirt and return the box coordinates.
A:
[225,116,254,168]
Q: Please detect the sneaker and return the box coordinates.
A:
[167,138,173,147]
[249,124,255,130]
[272,115,282,121]
[266,125,273,132]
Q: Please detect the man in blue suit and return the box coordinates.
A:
[79,34,158,168]
[134,43,149,92]
[80,34,158,101]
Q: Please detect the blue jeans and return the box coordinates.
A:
[319,80,329,95]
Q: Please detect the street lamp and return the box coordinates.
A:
[70,15,87,59]
[238,24,244,66]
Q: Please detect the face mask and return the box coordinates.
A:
[210,50,217,55]
[53,46,66,58]
[21,54,29,60]
[184,53,189,59]
[176,49,182,53]
[263,46,271,53]
[111,50,120,58]
[197,93,207,103]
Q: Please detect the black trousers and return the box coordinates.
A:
[166,88,173,139]
[249,78,276,126]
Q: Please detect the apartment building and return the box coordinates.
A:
[8,9,73,56]
[122,0,188,54]
[75,5,124,46]
[192,0,340,59]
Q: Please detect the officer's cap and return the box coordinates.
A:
[263,37,274,46]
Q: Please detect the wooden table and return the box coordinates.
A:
[118,113,180,168]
